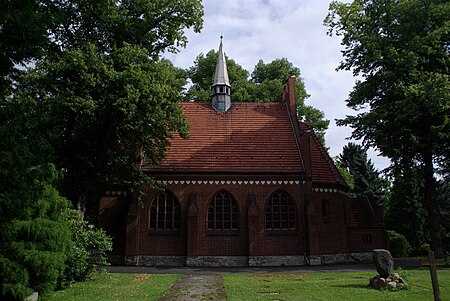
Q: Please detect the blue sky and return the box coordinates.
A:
[164,0,390,171]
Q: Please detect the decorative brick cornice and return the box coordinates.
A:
[105,191,127,196]
[313,188,339,193]
[158,180,304,186]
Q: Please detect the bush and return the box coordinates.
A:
[0,255,32,300]
[0,180,112,300]
[0,185,72,300]
[60,209,113,287]
[388,230,411,257]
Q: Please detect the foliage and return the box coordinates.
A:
[0,0,204,299]
[43,273,181,301]
[384,167,428,253]
[334,160,356,194]
[394,267,410,282]
[2,0,203,221]
[61,209,112,286]
[186,49,250,102]
[0,167,73,300]
[337,143,388,205]
[325,0,450,257]
[436,178,450,254]
[186,51,330,144]
[387,230,411,257]
[17,43,190,218]
[0,88,72,300]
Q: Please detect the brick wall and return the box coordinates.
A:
[99,173,388,267]
[130,174,305,261]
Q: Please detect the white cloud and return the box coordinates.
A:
[165,0,390,171]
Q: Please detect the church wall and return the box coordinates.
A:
[125,174,306,266]
[308,192,351,255]
[247,184,304,257]
[117,174,387,266]
[348,227,388,253]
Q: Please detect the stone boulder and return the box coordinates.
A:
[373,249,393,278]
[369,275,385,290]
[369,273,408,290]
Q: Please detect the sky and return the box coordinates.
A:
[164,0,391,172]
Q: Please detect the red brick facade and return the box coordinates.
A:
[99,76,387,267]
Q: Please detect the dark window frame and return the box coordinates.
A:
[207,190,238,232]
[265,190,296,232]
[149,191,180,232]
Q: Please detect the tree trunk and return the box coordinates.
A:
[77,194,87,220]
[423,151,444,258]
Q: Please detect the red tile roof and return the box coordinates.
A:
[299,123,346,185]
[346,197,377,227]
[143,102,303,173]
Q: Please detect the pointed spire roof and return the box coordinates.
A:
[213,36,230,86]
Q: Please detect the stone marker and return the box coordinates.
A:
[24,292,38,301]
[373,249,393,278]
[370,249,407,290]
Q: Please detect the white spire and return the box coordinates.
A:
[211,36,231,112]
[213,36,230,86]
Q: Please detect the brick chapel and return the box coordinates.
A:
[99,39,388,267]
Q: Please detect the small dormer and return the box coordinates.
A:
[211,36,231,112]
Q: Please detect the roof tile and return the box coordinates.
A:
[143,102,303,173]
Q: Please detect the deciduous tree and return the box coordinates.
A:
[186,54,330,143]
[325,0,450,257]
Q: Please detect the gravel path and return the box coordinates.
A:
[158,275,226,301]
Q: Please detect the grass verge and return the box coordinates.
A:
[41,269,449,301]
[223,269,450,301]
[41,273,181,301]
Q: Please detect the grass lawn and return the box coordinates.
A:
[41,269,449,301]
[223,269,450,301]
[41,273,181,301]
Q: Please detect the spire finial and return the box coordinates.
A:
[212,35,231,112]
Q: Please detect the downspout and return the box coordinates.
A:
[285,101,310,265]
[301,173,310,265]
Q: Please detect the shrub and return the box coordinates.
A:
[388,230,411,257]
[0,184,72,300]
[0,254,32,300]
[60,209,113,287]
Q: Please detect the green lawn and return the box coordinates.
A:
[223,269,450,301]
[42,273,181,301]
[42,269,449,301]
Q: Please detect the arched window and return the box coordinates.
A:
[149,191,180,231]
[207,191,238,231]
[265,190,296,231]
[322,199,330,223]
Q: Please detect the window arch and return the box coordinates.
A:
[265,190,296,231]
[207,191,238,231]
[149,191,180,231]
[322,199,330,223]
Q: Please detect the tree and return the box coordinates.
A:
[6,0,203,219]
[337,143,388,206]
[186,49,252,102]
[325,0,450,257]
[436,178,450,252]
[384,166,428,253]
[186,54,330,143]
[0,93,71,299]
[18,45,190,219]
[0,0,55,94]
[1,1,204,298]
